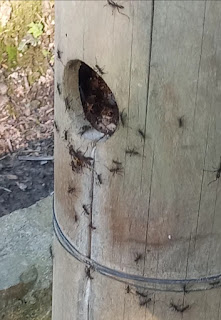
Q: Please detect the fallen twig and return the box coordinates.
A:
[18,156,54,161]
[0,186,12,193]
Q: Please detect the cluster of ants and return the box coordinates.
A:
[126,285,190,312]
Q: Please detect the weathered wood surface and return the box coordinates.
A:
[53,1,221,319]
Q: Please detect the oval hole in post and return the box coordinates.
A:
[79,62,119,138]
[63,59,119,141]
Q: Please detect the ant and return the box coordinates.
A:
[95,64,106,75]
[69,145,93,172]
[138,129,145,140]
[96,173,103,185]
[139,297,151,307]
[89,222,96,230]
[178,115,184,128]
[78,125,91,136]
[125,148,140,157]
[109,166,124,176]
[54,121,59,133]
[209,280,220,287]
[170,302,189,313]
[120,109,127,127]
[85,266,94,280]
[136,291,148,298]
[134,253,143,264]
[105,0,129,18]
[57,49,62,60]
[112,159,122,166]
[67,185,78,197]
[125,285,131,294]
[204,157,221,185]
[63,129,68,141]
[64,97,72,111]
[82,204,90,216]
[57,83,62,95]
[74,214,79,223]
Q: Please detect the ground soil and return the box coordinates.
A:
[0,1,55,216]
[0,138,54,217]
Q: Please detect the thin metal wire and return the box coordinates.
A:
[53,199,221,293]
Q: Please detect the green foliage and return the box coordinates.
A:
[28,22,44,39]
[6,45,17,65]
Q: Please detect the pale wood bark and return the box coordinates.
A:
[53,1,221,319]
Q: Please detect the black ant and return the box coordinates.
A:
[63,130,68,141]
[204,157,221,185]
[125,148,140,157]
[74,214,79,223]
[57,83,61,95]
[78,125,91,136]
[112,160,122,166]
[120,109,127,127]
[170,302,189,313]
[54,121,59,133]
[95,64,106,75]
[138,129,145,140]
[109,166,124,176]
[89,222,96,230]
[64,97,72,111]
[209,280,220,287]
[136,291,148,298]
[67,185,78,197]
[85,266,94,280]
[126,285,131,294]
[139,297,151,307]
[57,49,62,60]
[96,173,102,185]
[134,253,143,264]
[105,0,129,18]
[82,205,90,215]
[178,115,184,128]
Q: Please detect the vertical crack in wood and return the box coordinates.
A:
[88,144,97,260]
[184,123,209,280]
[143,142,155,274]
[205,184,218,273]
[140,0,155,187]
[193,0,207,131]
[123,5,134,190]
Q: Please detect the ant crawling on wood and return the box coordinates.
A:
[67,185,78,197]
[89,222,96,230]
[54,121,59,133]
[64,97,72,111]
[105,0,129,19]
[204,156,221,186]
[78,125,91,136]
[138,129,145,140]
[95,64,106,76]
[57,83,62,95]
[57,49,62,60]
[134,253,143,264]
[109,165,124,176]
[96,173,103,185]
[120,109,127,127]
[139,297,151,307]
[178,115,184,128]
[63,129,68,141]
[170,302,190,313]
[82,204,90,216]
[85,266,94,280]
[125,285,131,294]
[125,148,140,157]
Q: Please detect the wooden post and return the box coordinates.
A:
[52,1,221,319]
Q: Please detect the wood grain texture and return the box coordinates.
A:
[53,0,221,318]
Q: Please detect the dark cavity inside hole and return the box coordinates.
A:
[78,62,119,136]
